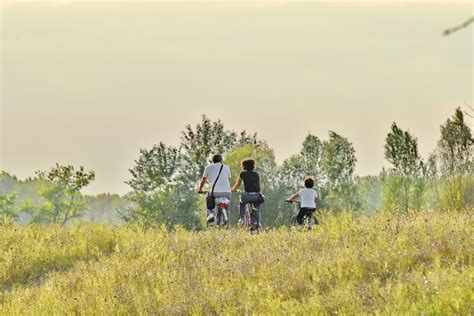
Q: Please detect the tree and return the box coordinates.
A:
[425,152,441,209]
[438,107,473,178]
[0,193,18,224]
[279,154,306,190]
[179,115,257,186]
[124,142,202,229]
[225,142,284,227]
[300,134,324,187]
[354,175,382,214]
[32,164,95,225]
[383,123,423,212]
[127,142,182,192]
[321,131,357,210]
[124,116,260,229]
[278,134,323,191]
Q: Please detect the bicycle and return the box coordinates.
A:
[198,191,229,229]
[242,202,261,233]
[286,200,319,230]
[238,191,262,233]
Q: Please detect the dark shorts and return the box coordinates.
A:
[296,207,317,225]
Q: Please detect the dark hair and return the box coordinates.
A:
[304,177,315,188]
[241,158,256,171]
[212,154,223,163]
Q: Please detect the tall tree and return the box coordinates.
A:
[384,123,423,212]
[438,107,473,177]
[300,134,324,187]
[180,115,256,184]
[321,131,357,210]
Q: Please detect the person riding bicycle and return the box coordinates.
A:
[231,158,263,228]
[197,154,232,226]
[286,177,319,228]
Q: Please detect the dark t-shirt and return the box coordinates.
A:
[240,170,260,193]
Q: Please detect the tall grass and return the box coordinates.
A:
[1,211,472,314]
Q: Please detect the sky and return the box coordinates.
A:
[1,1,472,195]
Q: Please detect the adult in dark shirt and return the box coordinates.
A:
[231,158,262,227]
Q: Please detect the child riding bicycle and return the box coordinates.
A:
[286,177,319,229]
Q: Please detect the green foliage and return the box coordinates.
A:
[225,142,287,226]
[438,175,474,211]
[384,123,422,179]
[354,176,382,213]
[0,193,18,224]
[300,134,324,185]
[127,142,181,192]
[438,107,473,177]
[321,131,357,211]
[83,194,130,225]
[31,164,95,225]
[383,123,423,212]
[279,154,306,190]
[322,131,356,188]
[124,141,202,229]
[1,211,472,314]
[180,115,257,183]
[125,116,259,228]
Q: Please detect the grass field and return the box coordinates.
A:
[1,211,473,315]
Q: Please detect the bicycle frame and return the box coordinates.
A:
[287,200,318,230]
[243,202,260,233]
[209,197,229,229]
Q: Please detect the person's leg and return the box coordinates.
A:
[254,204,261,230]
[307,210,313,230]
[313,211,319,225]
[296,208,306,225]
[239,200,246,223]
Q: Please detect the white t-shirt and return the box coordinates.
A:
[203,163,232,193]
[298,188,318,208]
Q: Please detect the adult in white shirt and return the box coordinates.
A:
[286,177,320,228]
[197,154,232,225]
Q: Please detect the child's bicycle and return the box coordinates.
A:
[286,200,320,230]
[198,191,229,229]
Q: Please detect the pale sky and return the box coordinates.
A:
[1,1,472,195]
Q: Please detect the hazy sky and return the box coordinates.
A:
[1,1,472,195]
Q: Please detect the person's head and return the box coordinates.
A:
[241,158,256,171]
[212,154,223,163]
[304,177,315,188]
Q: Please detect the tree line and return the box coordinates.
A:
[0,107,472,228]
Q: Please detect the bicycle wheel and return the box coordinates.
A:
[291,215,299,227]
[243,205,252,231]
[250,206,261,233]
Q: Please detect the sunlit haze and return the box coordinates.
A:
[1,1,472,194]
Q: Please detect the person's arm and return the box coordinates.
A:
[197,176,208,193]
[315,190,320,204]
[286,193,300,202]
[231,177,242,192]
[256,173,261,192]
